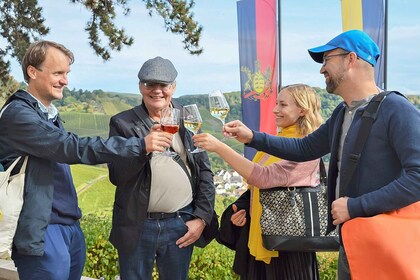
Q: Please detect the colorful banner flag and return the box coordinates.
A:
[237,0,278,160]
[341,0,386,88]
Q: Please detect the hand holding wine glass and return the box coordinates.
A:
[209,89,231,140]
[183,104,205,153]
[160,107,180,156]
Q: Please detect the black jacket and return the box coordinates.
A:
[108,101,215,253]
[217,190,251,276]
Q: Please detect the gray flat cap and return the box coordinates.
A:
[137,56,178,84]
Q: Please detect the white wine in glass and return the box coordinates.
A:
[183,104,205,153]
[208,89,231,140]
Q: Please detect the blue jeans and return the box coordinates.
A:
[118,206,195,280]
[12,222,86,280]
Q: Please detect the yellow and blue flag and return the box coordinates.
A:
[341,0,386,88]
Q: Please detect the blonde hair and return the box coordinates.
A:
[280,84,323,136]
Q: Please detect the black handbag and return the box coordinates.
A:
[259,159,340,252]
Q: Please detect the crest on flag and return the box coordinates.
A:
[241,60,273,101]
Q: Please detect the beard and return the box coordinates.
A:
[325,69,345,94]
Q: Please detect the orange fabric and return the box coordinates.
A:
[342,201,420,280]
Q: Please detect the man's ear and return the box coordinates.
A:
[27,65,37,80]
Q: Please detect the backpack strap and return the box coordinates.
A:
[341,91,395,192]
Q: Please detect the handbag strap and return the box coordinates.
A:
[0,103,28,175]
[0,103,11,118]
[319,158,327,186]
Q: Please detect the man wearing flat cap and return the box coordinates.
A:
[108,56,215,279]
[221,30,420,279]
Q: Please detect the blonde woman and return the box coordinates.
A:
[193,84,323,279]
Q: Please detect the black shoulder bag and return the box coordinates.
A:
[259,159,340,252]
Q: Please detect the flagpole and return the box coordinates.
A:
[383,0,388,90]
[277,0,282,89]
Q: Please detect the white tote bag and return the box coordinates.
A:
[0,103,28,259]
[0,156,27,259]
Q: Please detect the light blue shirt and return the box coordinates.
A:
[24,90,58,120]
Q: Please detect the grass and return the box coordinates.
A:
[78,178,116,214]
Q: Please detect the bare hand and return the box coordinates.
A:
[223,120,253,144]
[231,204,247,227]
[176,218,206,248]
[144,124,172,153]
[331,197,351,225]
[192,133,222,152]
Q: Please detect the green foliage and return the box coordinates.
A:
[0,75,19,102]
[189,241,239,279]
[78,205,338,279]
[407,94,420,110]
[0,0,49,84]
[313,87,342,119]
[80,212,119,279]
[318,252,339,279]
[0,1,204,83]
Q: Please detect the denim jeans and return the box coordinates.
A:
[118,206,195,280]
[12,222,86,280]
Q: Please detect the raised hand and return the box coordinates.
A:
[192,133,223,153]
[144,124,173,153]
[223,120,254,144]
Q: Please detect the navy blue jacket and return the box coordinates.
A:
[0,90,146,256]
[248,92,420,233]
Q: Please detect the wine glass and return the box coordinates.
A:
[183,104,205,153]
[160,107,180,156]
[208,89,230,140]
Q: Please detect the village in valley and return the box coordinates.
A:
[213,169,247,197]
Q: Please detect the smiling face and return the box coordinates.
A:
[272,88,304,129]
[320,50,348,94]
[139,82,176,120]
[26,47,71,107]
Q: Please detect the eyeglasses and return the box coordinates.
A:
[322,52,350,66]
[142,82,174,92]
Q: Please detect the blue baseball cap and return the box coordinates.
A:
[308,30,380,66]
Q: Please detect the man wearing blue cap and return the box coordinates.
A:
[222,30,420,279]
[108,56,216,279]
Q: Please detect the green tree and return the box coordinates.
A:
[0,0,203,84]
[0,75,19,103]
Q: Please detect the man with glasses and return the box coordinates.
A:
[0,41,173,280]
[108,56,215,279]
[222,30,420,279]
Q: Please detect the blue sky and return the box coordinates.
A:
[5,0,420,97]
